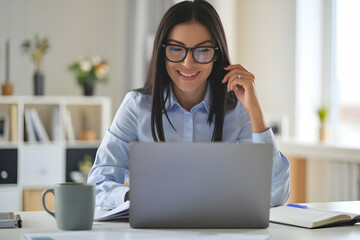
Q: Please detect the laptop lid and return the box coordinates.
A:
[129,142,273,228]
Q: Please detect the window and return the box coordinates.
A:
[334,0,360,146]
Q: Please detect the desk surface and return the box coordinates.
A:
[1,201,360,240]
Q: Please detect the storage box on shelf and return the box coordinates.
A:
[0,96,111,211]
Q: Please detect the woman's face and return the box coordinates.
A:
[165,22,215,100]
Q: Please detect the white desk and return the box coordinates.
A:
[1,202,360,240]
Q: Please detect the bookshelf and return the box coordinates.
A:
[0,96,111,211]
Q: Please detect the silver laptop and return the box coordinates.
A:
[129,142,273,228]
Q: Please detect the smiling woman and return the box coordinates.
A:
[164,22,216,111]
[87,0,290,210]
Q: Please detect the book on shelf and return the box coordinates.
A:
[52,106,61,142]
[24,109,36,143]
[30,108,50,143]
[270,204,360,229]
[0,110,9,141]
[24,108,50,143]
[10,104,18,142]
[64,109,77,141]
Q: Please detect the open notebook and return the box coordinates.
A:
[94,201,129,221]
[270,205,360,228]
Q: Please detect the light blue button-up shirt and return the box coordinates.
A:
[88,84,290,210]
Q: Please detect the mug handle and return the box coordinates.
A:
[42,189,55,218]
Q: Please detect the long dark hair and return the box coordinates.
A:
[137,0,237,142]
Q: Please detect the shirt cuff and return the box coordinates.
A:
[109,186,130,209]
[252,128,280,154]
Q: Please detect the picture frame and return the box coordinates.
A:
[0,111,10,141]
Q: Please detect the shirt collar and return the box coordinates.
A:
[165,82,211,113]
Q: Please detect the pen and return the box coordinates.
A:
[15,214,22,228]
[286,203,308,209]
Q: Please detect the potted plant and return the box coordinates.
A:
[21,34,50,95]
[69,56,109,96]
[317,105,330,142]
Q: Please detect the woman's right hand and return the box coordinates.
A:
[125,191,130,201]
[124,178,130,201]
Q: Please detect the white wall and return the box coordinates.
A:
[0,0,127,115]
[211,0,239,64]
[0,0,297,130]
[235,0,296,137]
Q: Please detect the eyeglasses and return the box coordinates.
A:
[162,44,218,64]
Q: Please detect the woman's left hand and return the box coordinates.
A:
[221,64,268,133]
[222,64,258,110]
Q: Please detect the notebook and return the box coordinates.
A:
[129,142,274,228]
[0,212,21,228]
[270,205,360,228]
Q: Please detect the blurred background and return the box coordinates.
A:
[0,0,295,126]
[1,0,360,210]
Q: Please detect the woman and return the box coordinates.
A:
[88,0,290,210]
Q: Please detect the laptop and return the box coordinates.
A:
[129,142,273,228]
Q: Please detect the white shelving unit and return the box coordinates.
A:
[0,96,111,211]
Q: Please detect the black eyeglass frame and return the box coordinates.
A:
[162,44,219,64]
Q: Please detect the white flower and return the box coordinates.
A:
[91,55,102,65]
[80,59,92,72]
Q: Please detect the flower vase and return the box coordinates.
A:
[34,72,44,95]
[83,83,94,96]
[1,82,13,96]
[319,124,329,143]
